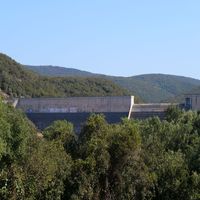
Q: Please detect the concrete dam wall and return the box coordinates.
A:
[17,96,134,131]
[16,96,173,131]
[17,96,134,113]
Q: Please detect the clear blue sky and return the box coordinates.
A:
[1,0,200,78]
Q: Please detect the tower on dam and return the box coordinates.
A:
[184,94,200,110]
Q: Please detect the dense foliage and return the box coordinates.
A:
[1,99,200,199]
[0,53,129,98]
[25,65,95,77]
[0,100,72,199]
[110,74,200,103]
[26,65,200,103]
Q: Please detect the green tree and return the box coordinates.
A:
[43,120,77,156]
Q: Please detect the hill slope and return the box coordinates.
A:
[26,65,200,103]
[110,74,200,103]
[0,53,129,98]
[25,65,96,77]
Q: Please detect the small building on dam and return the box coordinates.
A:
[16,96,175,131]
[184,94,200,111]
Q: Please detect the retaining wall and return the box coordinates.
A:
[17,96,134,113]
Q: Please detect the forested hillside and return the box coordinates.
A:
[110,74,200,102]
[0,53,129,98]
[0,99,200,199]
[27,65,200,103]
[25,65,96,77]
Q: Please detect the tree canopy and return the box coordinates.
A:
[0,100,200,199]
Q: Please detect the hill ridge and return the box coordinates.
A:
[0,53,129,98]
[26,65,200,103]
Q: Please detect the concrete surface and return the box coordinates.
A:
[17,96,134,113]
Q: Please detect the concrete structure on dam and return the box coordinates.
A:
[184,94,200,111]
[131,103,172,119]
[16,96,174,131]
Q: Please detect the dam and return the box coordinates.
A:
[16,96,174,131]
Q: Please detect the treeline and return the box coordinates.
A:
[110,74,200,103]
[0,100,200,200]
[26,64,200,103]
[0,53,129,98]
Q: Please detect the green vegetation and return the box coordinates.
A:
[1,98,200,199]
[1,52,200,199]
[0,53,129,98]
[25,65,95,77]
[0,100,72,199]
[26,65,200,103]
[110,74,200,103]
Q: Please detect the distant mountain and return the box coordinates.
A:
[26,65,200,103]
[186,86,200,96]
[110,74,200,103]
[25,65,96,77]
[0,53,129,98]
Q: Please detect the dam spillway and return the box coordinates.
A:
[16,96,173,131]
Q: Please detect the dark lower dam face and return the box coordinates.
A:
[26,112,129,132]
